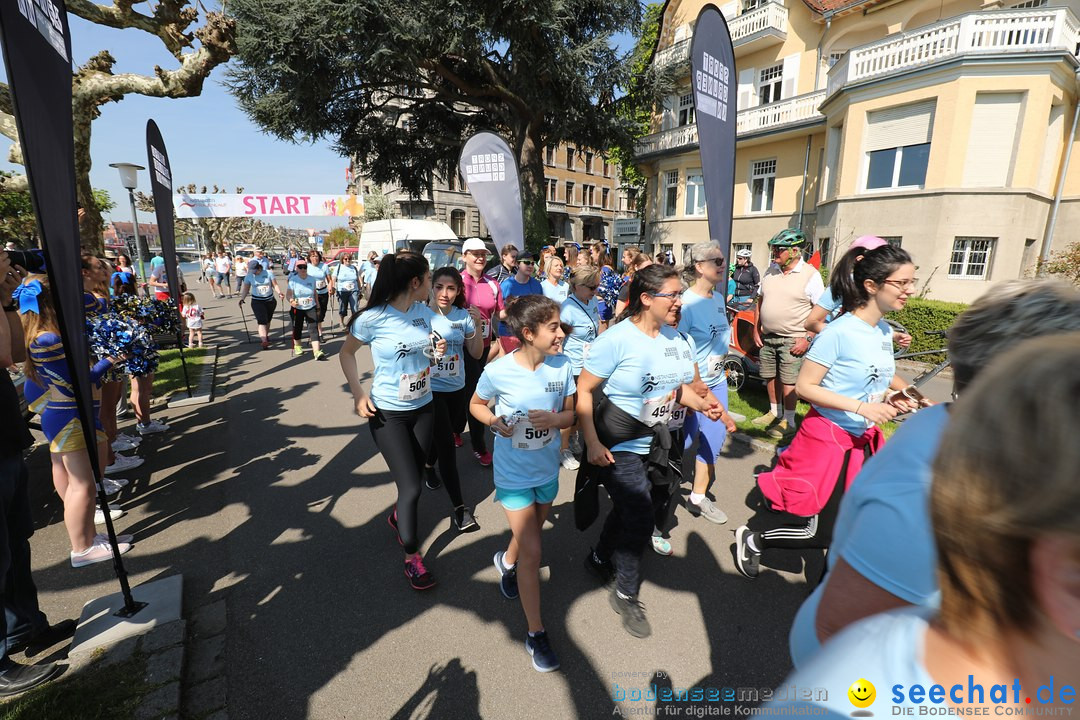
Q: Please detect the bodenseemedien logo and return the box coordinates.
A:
[849,679,877,717]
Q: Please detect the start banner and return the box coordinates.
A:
[175,193,365,218]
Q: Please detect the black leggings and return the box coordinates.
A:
[754,449,858,551]
[369,403,434,554]
[316,292,329,324]
[461,348,490,454]
[291,307,318,343]
[425,389,466,508]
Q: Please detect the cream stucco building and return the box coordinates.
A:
[636,0,1080,302]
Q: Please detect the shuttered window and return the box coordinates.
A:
[865,101,935,152]
[962,93,1023,188]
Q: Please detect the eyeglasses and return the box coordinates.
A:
[519,260,535,266]
[650,292,681,299]
[881,278,918,291]
[697,258,725,268]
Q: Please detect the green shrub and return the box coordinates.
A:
[890,297,966,363]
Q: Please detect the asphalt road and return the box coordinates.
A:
[22,281,929,719]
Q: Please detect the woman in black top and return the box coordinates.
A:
[731,249,760,304]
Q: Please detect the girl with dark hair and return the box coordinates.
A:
[308,250,331,339]
[591,242,621,324]
[339,251,446,590]
[735,244,921,579]
[578,264,725,638]
[422,267,484,532]
[469,294,576,673]
[111,254,137,297]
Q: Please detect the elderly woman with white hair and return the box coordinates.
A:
[765,332,1080,717]
[786,279,1080,668]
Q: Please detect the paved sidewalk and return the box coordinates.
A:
[24,281,827,719]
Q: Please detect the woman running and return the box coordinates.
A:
[333,253,362,330]
[339,251,446,590]
[423,267,484,532]
[557,265,602,469]
[735,244,920,578]
[577,265,725,638]
[239,260,284,350]
[308,250,331,339]
[286,260,327,360]
[469,295,576,673]
[16,276,132,567]
[678,242,738,525]
[460,238,505,467]
[540,257,569,304]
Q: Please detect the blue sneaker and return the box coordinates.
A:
[525,631,560,673]
[493,551,518,599]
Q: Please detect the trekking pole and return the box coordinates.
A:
[239,300,252,343]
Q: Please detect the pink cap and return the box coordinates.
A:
[852,235,888,251]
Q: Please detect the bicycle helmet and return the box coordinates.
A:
[767,228,807,248]
[736,248,752,258]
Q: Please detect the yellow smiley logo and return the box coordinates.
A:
[848,679,876,712]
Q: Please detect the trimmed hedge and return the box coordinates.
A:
[890,297,966,364]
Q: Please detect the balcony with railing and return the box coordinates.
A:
[652,2,787,69]
[634,90,826,159]
[828,7,1080,97]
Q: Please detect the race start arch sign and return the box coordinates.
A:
[174,193,364,218]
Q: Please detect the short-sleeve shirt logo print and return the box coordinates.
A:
[641,343,694,393]
[395,318,432,359]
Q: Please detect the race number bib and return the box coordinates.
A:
[479,318,491,339]
[315,279,328,291]
[582,342,591,364]
[340,280,357,292]
[669,404,688,430]
[512,421,555,450]
[398,368,431,401]
[297,296,315,310]
[706,354,725,379]
[639,393,676,427]
[432,353,461,380]
[252,284,272,298]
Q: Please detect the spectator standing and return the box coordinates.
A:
[234,253,249,295]
[213,252,233,299]
[751,229,824,440]
[731,249,760,304]
[490,244,519,285]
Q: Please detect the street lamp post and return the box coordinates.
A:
[109,162,147,295]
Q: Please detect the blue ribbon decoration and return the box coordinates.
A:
[12,279,43,315]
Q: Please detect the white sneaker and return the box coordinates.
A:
[117,433,142,446]
[94,505,125,525]
[136,420,170,435]
[105,476,129,488]
[105,455,143,474]
[95,531,133,545]
[71,540,131,568]
[560,449,580,471]
[101,478,127,496]
[111,439,138,452]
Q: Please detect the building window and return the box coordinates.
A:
[585,152,594,174]
[627,188,639,212]
[450,210,466,236]
[949,237,995,279]
[678,94,696,126]
[603,159,611,177]
[548,179,558,202]
[758,64,783,105]
[546,145,556,166]
[1011,0,1046,7]
[881,236,902,248]
[566,147,575,171]
[583,185,595,207]
[866,144,930,190]
[750,159,776,213]
[663,170,679,217]
[602,188,610,209]
[565,181,575,205]
[685,172,706,216]
[447,172,457,192]
[743,0,767,11]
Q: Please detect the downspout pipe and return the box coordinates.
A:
[815,12,835,91]
[1040,67,1080,274]
[798,135,812,231]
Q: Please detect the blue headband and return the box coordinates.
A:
[13,279,43,315]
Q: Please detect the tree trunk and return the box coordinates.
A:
[72,97,104,253]
[516,121,549,254]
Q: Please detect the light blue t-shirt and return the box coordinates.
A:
[333,263,361,292]
[311,262,331,294]
[677,288,731,387]
[499,277,544,336]
[764,608,937,720]
[560,295,600,373]
[429,306,475,393]
[350,302,436,411]
[805,313,895,436]
[362,264,378,288]
[584,320,697,455]
[816,288,842,322]
[475,353,576,490]
[789,403,949,668]
[541,279,570,304]
[288,274,321,311]
[243,271,276,299]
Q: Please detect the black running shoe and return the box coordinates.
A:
[735,525,761,579]
[424,466,441,490]
[493,551,519,599]
[525,631,560,672]
[453,506,479,533]
[609,588,652,638]
[584,548,615,586]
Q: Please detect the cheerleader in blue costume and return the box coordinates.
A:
[15,277,132,568]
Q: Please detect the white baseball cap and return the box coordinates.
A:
[462,238,488,254]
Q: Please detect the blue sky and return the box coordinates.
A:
[2,13,637,233]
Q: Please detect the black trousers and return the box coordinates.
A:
[595,452,654,597]
[425,389,467,508]
[461,347,491,454]
[316,292,329,324]
[368,403,434,554]
[291,306,318,343]
[756,459,848,550]
[0,452,46,662]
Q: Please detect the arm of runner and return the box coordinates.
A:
[469,391,513,437]
[575,370,614,467]
[465,307,485,360]
[272,278,285,298]
[339,333,377,417]
[796,358,898,424]
[804,305,829,335]
[528,395,575,431]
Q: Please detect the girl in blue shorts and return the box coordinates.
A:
[469,295,576,673]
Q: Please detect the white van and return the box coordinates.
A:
[358,219,458,260]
